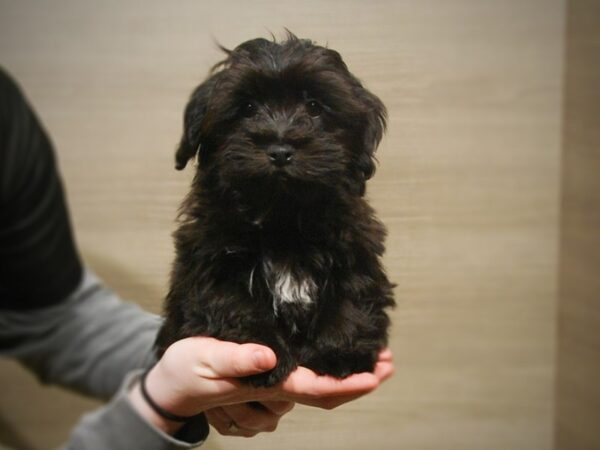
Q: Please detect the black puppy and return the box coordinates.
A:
[156,33,395,387]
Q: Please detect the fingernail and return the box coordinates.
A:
[253,350,266,368]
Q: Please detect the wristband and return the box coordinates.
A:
[139,368,201,423]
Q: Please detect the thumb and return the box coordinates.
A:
[201,339,277,379]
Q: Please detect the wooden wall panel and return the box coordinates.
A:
[556,0,600,448]
[0,1,564,449]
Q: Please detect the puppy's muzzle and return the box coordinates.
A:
[267,144,294,167]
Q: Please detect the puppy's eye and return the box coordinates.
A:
[241,101,257,118]
[306,100,323,117]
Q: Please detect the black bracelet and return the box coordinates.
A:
[139,369,198,423]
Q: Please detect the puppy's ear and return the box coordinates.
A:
[175,76,217,170]
[354,87,387,192]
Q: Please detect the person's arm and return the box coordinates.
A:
[62,371,210,450]
[0,269,159,398]
[61,335,393,450]
[0,267,212,449]
[0,68,209,448]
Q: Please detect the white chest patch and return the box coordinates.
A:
[261,260,316,315]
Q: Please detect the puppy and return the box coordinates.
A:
[156,33,395,387]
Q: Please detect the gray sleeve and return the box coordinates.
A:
[62,371,209,450]
[0,268,209,448]
[0,269,159,399]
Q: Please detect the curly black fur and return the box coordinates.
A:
[156,33,395,387]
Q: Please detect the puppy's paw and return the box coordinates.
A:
[240,353,297,387]
[301,348,379,379]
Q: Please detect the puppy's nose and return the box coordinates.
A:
[267,144,294,167]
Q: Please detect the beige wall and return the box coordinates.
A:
[556,0,600,449]
[0,1,565,449]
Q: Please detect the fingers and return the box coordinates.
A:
[206,407,257,438]
[191,337,277,379]
[225,403,281,432]
[277,350,396,409]
[374,359,394,382]
[282,366,380,400]
[258,400,295,416]
[378,348,393,362]
[287,362,393,410]
[206,402,287,437]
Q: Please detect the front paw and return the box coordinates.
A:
[300,348,379,379]
[240,353,297,387]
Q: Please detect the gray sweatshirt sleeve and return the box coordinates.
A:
[0,269,209,449]
[62,370,209,450]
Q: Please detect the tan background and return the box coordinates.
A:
[0,0,588,449]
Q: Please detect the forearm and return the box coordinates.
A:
[0,269,159,399]
[62,370,208,450]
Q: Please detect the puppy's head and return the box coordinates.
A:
[176,33,386,201]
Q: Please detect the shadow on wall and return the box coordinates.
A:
[0,413,35,450]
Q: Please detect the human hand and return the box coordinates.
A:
[129,336,280,435]
[129,337,393,436]
[205,400,295,437]
[204,347,394,436]
[278,347,394,410]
